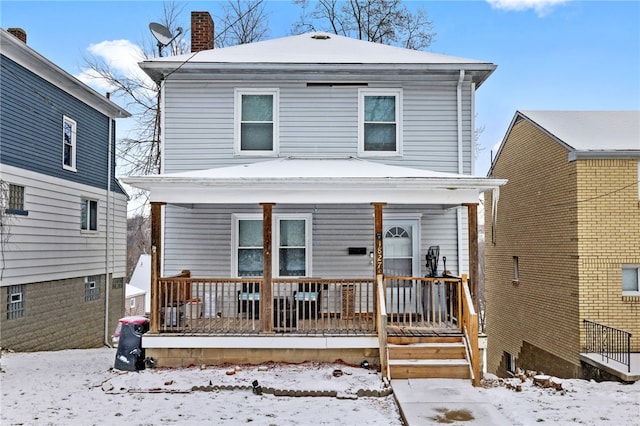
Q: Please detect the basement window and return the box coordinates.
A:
[7,285,25,319]
[512,256,520,284]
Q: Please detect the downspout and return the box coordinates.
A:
[456,70,465,274]
[104,115,113,347]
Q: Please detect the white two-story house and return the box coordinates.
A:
[123,11,505,384]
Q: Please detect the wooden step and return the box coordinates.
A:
[388,359,471,379]
[387,335,463,345]
[388,342,466,360]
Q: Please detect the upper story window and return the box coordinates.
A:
[235,89,279,156]
[62,116,77,171]
[622,266,639,295]
[81,198,98,232]
[358,89,402,156]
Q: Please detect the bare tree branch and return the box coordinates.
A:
[292,0,435,50]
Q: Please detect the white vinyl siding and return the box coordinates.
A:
[0,165,127,286]
[234,88,279,156]
[162,204,462,280]
[162,80,472,174]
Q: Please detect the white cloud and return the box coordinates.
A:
[75,39,150,94]
[486,0,569,17]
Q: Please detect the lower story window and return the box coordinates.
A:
[85,276,101,301]
[6,285,25,319]
[234,214,311,278]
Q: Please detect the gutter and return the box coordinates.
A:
[104,116,113,347]
[457,70,465,276]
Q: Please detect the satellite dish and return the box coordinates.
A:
[149,22,183,56]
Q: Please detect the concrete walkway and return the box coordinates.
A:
[391,379,512,425]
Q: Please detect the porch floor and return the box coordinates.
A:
[579,352,640,382]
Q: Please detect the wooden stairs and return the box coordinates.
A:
[387,334,472,380]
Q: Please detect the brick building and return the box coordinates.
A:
[485,110,639,381]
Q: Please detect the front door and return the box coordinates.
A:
[383,219,421,318]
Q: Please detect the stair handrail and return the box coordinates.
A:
[461,275,480,386]
[376,273,390,381]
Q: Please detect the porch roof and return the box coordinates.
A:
[122,157,506,205]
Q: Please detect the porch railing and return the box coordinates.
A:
[460,276,480,386]
[152,275,376,334]
[583,319,632,373]
[376,274,389,380]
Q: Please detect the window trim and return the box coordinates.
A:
[81,198,98,232]
[274,214,313,278]
[62,115,77,172]
[232,213,312,278]
[357,88,402,157]
[234,88,279,156]
[622,265,640,296]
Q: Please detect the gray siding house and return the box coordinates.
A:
[123,12,505,383]
[0,28,130,351]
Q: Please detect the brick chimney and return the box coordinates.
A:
[7,28,27,43]
[191,11,214,52]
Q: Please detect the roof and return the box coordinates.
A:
[139,32,496,86]
[519,111,640,151]
[122,157,506,206]
[125,284,146,298]
[129,254,151,312]
[490,111,640,173]
[0,29,130,119]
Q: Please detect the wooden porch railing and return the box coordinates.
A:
[150,275,376,334]
[376,274,389,381]
[460,275,480,386]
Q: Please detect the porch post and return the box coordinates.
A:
[261,203,275,332]
[150,202,165,333]
[464,203,479,312]
[372,203,386,278]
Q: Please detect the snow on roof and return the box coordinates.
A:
[125,284,146,298]
[157,32,489,65]
[128,254,151,312]
[519,111,640,152]
[161,157,474,180]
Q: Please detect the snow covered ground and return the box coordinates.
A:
[1,347,638,425]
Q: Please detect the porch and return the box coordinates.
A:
[123,158,504,385]
[144,263,480,384]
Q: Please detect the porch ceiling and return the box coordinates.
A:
[122,157,506,205]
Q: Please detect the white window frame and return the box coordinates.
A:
[234,88,279,156]
[62,115,77,171]
[358,88,402,157]
[274,214,313,278]
[232,213,312,278]
[622,265,640,296]
[130,298,136,309]
[81,198,98,232]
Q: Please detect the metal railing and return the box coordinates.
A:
[583,319,632,373]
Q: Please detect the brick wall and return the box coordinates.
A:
[485,119,581,376]
[191,11,214,52]
[575,159,640,350]
[125,294,146,317]
[1,275,124,351]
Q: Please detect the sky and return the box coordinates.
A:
[1,0,639,178]
[2,347,639,425]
